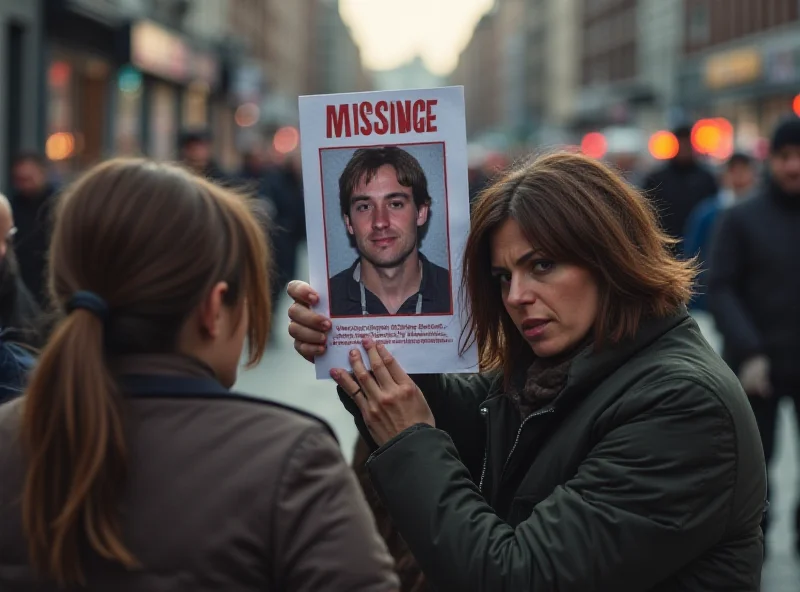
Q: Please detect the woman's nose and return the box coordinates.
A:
[506,276,536,307]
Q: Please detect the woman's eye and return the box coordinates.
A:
[532,260,555,273]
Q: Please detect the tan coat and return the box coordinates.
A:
[0,375,399,592]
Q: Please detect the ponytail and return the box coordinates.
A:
[21,309,138,586]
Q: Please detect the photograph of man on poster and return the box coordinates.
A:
[328,146,452,317]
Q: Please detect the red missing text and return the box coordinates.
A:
[326,99,439,139]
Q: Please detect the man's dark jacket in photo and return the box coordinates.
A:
[329,253,451,317]
[341,309,766,591]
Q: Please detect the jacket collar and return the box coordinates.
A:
[120,374,229,397]
[559,306,691,404]
[486,306,692,408]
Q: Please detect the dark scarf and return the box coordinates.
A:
[509,337,593,419]
[110,353,217,380]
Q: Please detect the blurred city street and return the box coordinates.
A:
[234,244,360,460]
[239,247,800,591]
[1,0,798,587]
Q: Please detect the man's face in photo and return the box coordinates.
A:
[345,164,429,269]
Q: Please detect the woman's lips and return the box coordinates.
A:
[522,319,550,339]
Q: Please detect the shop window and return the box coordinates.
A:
[45,50,110,176]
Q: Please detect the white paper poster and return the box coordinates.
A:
[298,86,478,379]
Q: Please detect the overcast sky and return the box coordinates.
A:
[339,0,495,75]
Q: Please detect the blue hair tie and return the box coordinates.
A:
[67,291,109,322]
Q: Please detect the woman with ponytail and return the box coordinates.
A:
[0,159,398,591]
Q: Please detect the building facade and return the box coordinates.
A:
[0,0,44,192]
[315,0,371,95]
[637,0,683,130]
[449,9,502,140]
[678,0,800,146]
[39,0,231,178]
[259,0,315,125]
[540,0,580,143]
[575,0,642,129]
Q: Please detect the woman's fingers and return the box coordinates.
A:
[347,348,381,400]
[374,341,409,385]
[288,320,328,347]
[286,280,319,306]
[331,367,369,416]
[287,301,331,332]
[363,337,394,389]
[293,340,323,363]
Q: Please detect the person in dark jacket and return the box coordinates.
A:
[241,145,298,318]
[288,152,767,591]
[178,129,234,186]
[642,124,719,251]
[0,158,399,591]
[0,193,43,348]
[9,152,58,309]
[0,194,41,403]
[708,116,800,554]
[683,151,756,312]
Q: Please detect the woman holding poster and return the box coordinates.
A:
[287,152,766,591]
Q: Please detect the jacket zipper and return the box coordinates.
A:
[502,406,555,477]
[479,404,555,493]
[478,406,489,492]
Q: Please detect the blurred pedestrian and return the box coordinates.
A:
[288,152,766,591]
[0,159,399,591]
[0,193,42,347]
[178,129,234,185]
[642,124,719,251]
[684,152,756,334]
[708,116,800,556]
[9,152,58,309]
[241,143,300,333]
[0,193,39,404]
[263,148,304,303]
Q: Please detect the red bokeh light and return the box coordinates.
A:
[580,132,608,160]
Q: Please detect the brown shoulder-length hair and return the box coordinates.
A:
[20,158,272,586]
[460,151,696,383]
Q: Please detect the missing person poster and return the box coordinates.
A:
[299,86,478,379]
